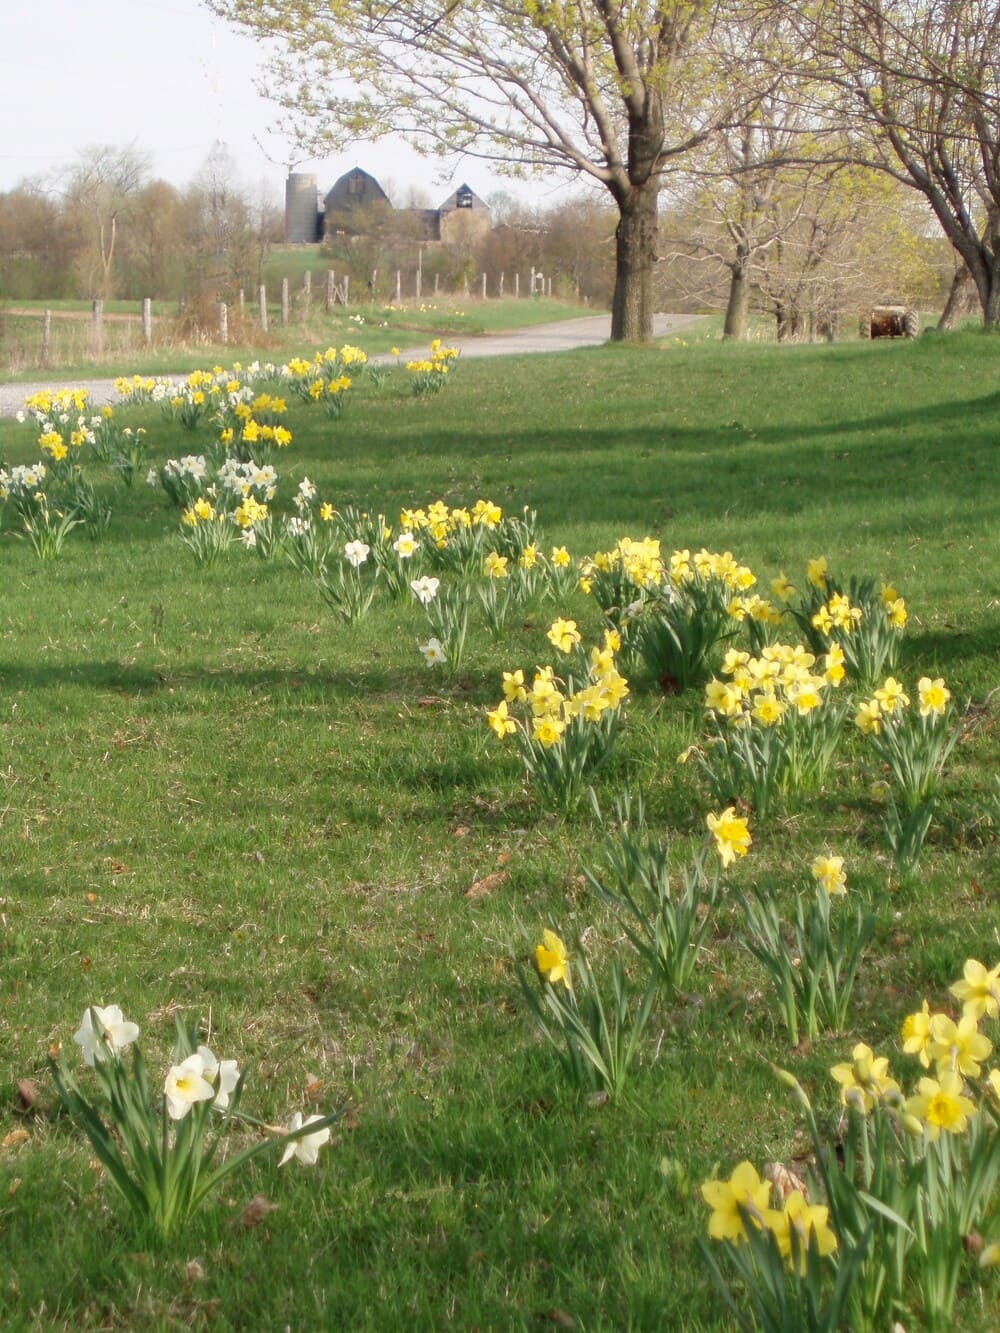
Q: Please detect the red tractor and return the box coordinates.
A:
[861,304,919,339]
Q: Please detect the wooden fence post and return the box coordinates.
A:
[259,284,268,333]
[499,273,505,298]
[281,278,290,325]
[394,270,401,303]
[142,298,152,345]
[41,310,51,366]
[481,273,487,299]
[91,299,104,357]
[326,270,336,312]
[218,302,228,344]
[302,270,311,313]
[515,273,520,298]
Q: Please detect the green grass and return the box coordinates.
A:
[0,331,998,1329]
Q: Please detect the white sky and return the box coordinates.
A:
[0,0,533,207]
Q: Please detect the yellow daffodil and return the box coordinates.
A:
[874,676,910,713]
[486,700,516,739]
[700,1161,771,1243]
[766,1191,838,1273]
[535,929,570,988]
[905,1070,977,1139]
[927,1012,992,1078]
[831,1043,899,1113]
[901,1001,935,1067]
[949,958,1000,1021]
[811,854,847,896]
[547,618,581,653]
[917,676,951,717]
[806,556,828,588]
[706,807,751,867]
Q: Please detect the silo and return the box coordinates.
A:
[285,173,320,243]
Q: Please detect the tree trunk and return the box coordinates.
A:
[723,250,750,340]
[610,183,659,342]
[984,271,1000,327]
[937,266,973,330]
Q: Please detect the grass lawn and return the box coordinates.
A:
[0,330,998,1329]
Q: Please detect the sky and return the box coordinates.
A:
[0,0,533,207]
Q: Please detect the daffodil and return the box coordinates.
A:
[831,1043,899,1113]
[547,618,581,653]
[531,715,566,747]
[706,807,751,867]
[927,1012,992,1078]
[419,637,447,666]
[917,676,951,717]
[901,1000,935,1066]
[874,676,910,713]
[806,556,828,588]
[196,1046,241,1109]
[811,854,847,896]
[905,1070,977,1139]
[949,958,1000,1021]
[164,1053,216,1121]
[486,700,516,738]
[73,1004,140,1066]
[501,669,527,703]
[854,698,882,735]
[410,575,440,605]
[700,1161,771,1243]
[343,540,370,567]
[278,1112,331,1166]
[534,929,570,987]
[766,1191,838,1273]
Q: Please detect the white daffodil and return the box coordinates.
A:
[73,1004,140,1066]
[419,637,447,666]
[410,575,440,605]
[278,1112,331,1167]
[393,532,419,558]
[344,539,370,567]
[196,1045,241,1110]
[164,1053,216,1121]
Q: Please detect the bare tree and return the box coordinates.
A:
[784,0,1000,326]
[62,144,151,300]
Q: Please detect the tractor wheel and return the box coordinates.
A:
[903,308,919,338]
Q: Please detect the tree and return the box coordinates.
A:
[788,0,1000,327]
[207,0,759,341]
[62,144,151,300]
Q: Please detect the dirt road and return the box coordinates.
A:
[0,312,701,417]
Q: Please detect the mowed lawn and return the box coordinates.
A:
[0,329,997,1330]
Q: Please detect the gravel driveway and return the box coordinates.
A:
[0,313,701,417]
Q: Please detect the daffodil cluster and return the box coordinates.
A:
[583,540,761,690]
[50,1004,338,1243]
[783,559,907,687]
[854,673,960,871]
[704,965,1000,1328]
[518,926,655,1097]
[689,642,848,816]
[487,626,629,811]
[405,338,458,394]
[701,1160,838,1272]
